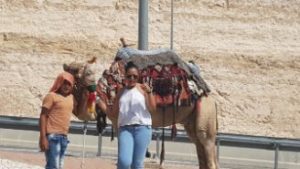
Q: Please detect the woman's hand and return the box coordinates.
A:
[139,83,156,113]
[140,83,152,94]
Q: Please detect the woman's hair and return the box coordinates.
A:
[125,61,138,73]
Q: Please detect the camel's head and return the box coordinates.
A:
[63,57,98,121]
[63,57,97,91]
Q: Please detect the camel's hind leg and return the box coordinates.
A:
[195,97,219,169]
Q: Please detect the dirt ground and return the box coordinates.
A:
[0,150,115,169]
[0,150,198,169]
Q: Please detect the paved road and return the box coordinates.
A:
[0,128,299,169]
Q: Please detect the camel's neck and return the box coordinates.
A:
[73,82,85,106]
[73,80,98,121]
[73,81,88,115]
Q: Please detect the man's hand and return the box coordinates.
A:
[39,136,49,152]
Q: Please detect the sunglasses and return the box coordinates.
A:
[126,74,138,80]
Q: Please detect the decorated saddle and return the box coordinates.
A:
[99,47,211,107]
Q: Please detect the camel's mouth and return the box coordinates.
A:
[86,84,97,92]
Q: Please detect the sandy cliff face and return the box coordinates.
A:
[0,0,299,138]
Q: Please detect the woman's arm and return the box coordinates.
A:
[138,83,157,114]
[96,96,107,113]
[109,88,124,118]
[145,91,156,114]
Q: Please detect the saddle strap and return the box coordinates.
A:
[160,106,166,166]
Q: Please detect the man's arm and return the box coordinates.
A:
[39,107,49,151]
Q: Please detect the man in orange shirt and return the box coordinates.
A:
[39,71,75,169]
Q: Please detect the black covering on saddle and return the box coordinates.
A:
[153,77,173,96]
[115,47,211,94]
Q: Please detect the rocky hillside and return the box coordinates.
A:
[0,0,299,138]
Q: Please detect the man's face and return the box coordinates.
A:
[59,80,73,95]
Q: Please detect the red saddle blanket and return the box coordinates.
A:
[101,61,191,106]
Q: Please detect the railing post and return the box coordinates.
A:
[80,121,88,169]
[97,133,102,157]
[274,144,279,169]
[217,139,220,161]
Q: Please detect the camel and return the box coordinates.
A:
[63,55,219,169]
[98,45,219,169]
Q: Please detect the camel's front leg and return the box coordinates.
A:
[195,141,207,169]
[184,114,207,169]
[197,131,218,169]
[195,96,219,169]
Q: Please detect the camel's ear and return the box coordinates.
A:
[120,37,135,47]
[120,37,128,47]
[87,57,97,64]
[63,62,82,75]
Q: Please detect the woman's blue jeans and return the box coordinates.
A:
[117,125,152,169]
[45,134,69,169]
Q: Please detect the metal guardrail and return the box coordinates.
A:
[1,115,300,169]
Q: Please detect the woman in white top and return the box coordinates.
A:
[111,61,156,169]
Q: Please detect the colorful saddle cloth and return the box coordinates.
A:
[99,47,210,107]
